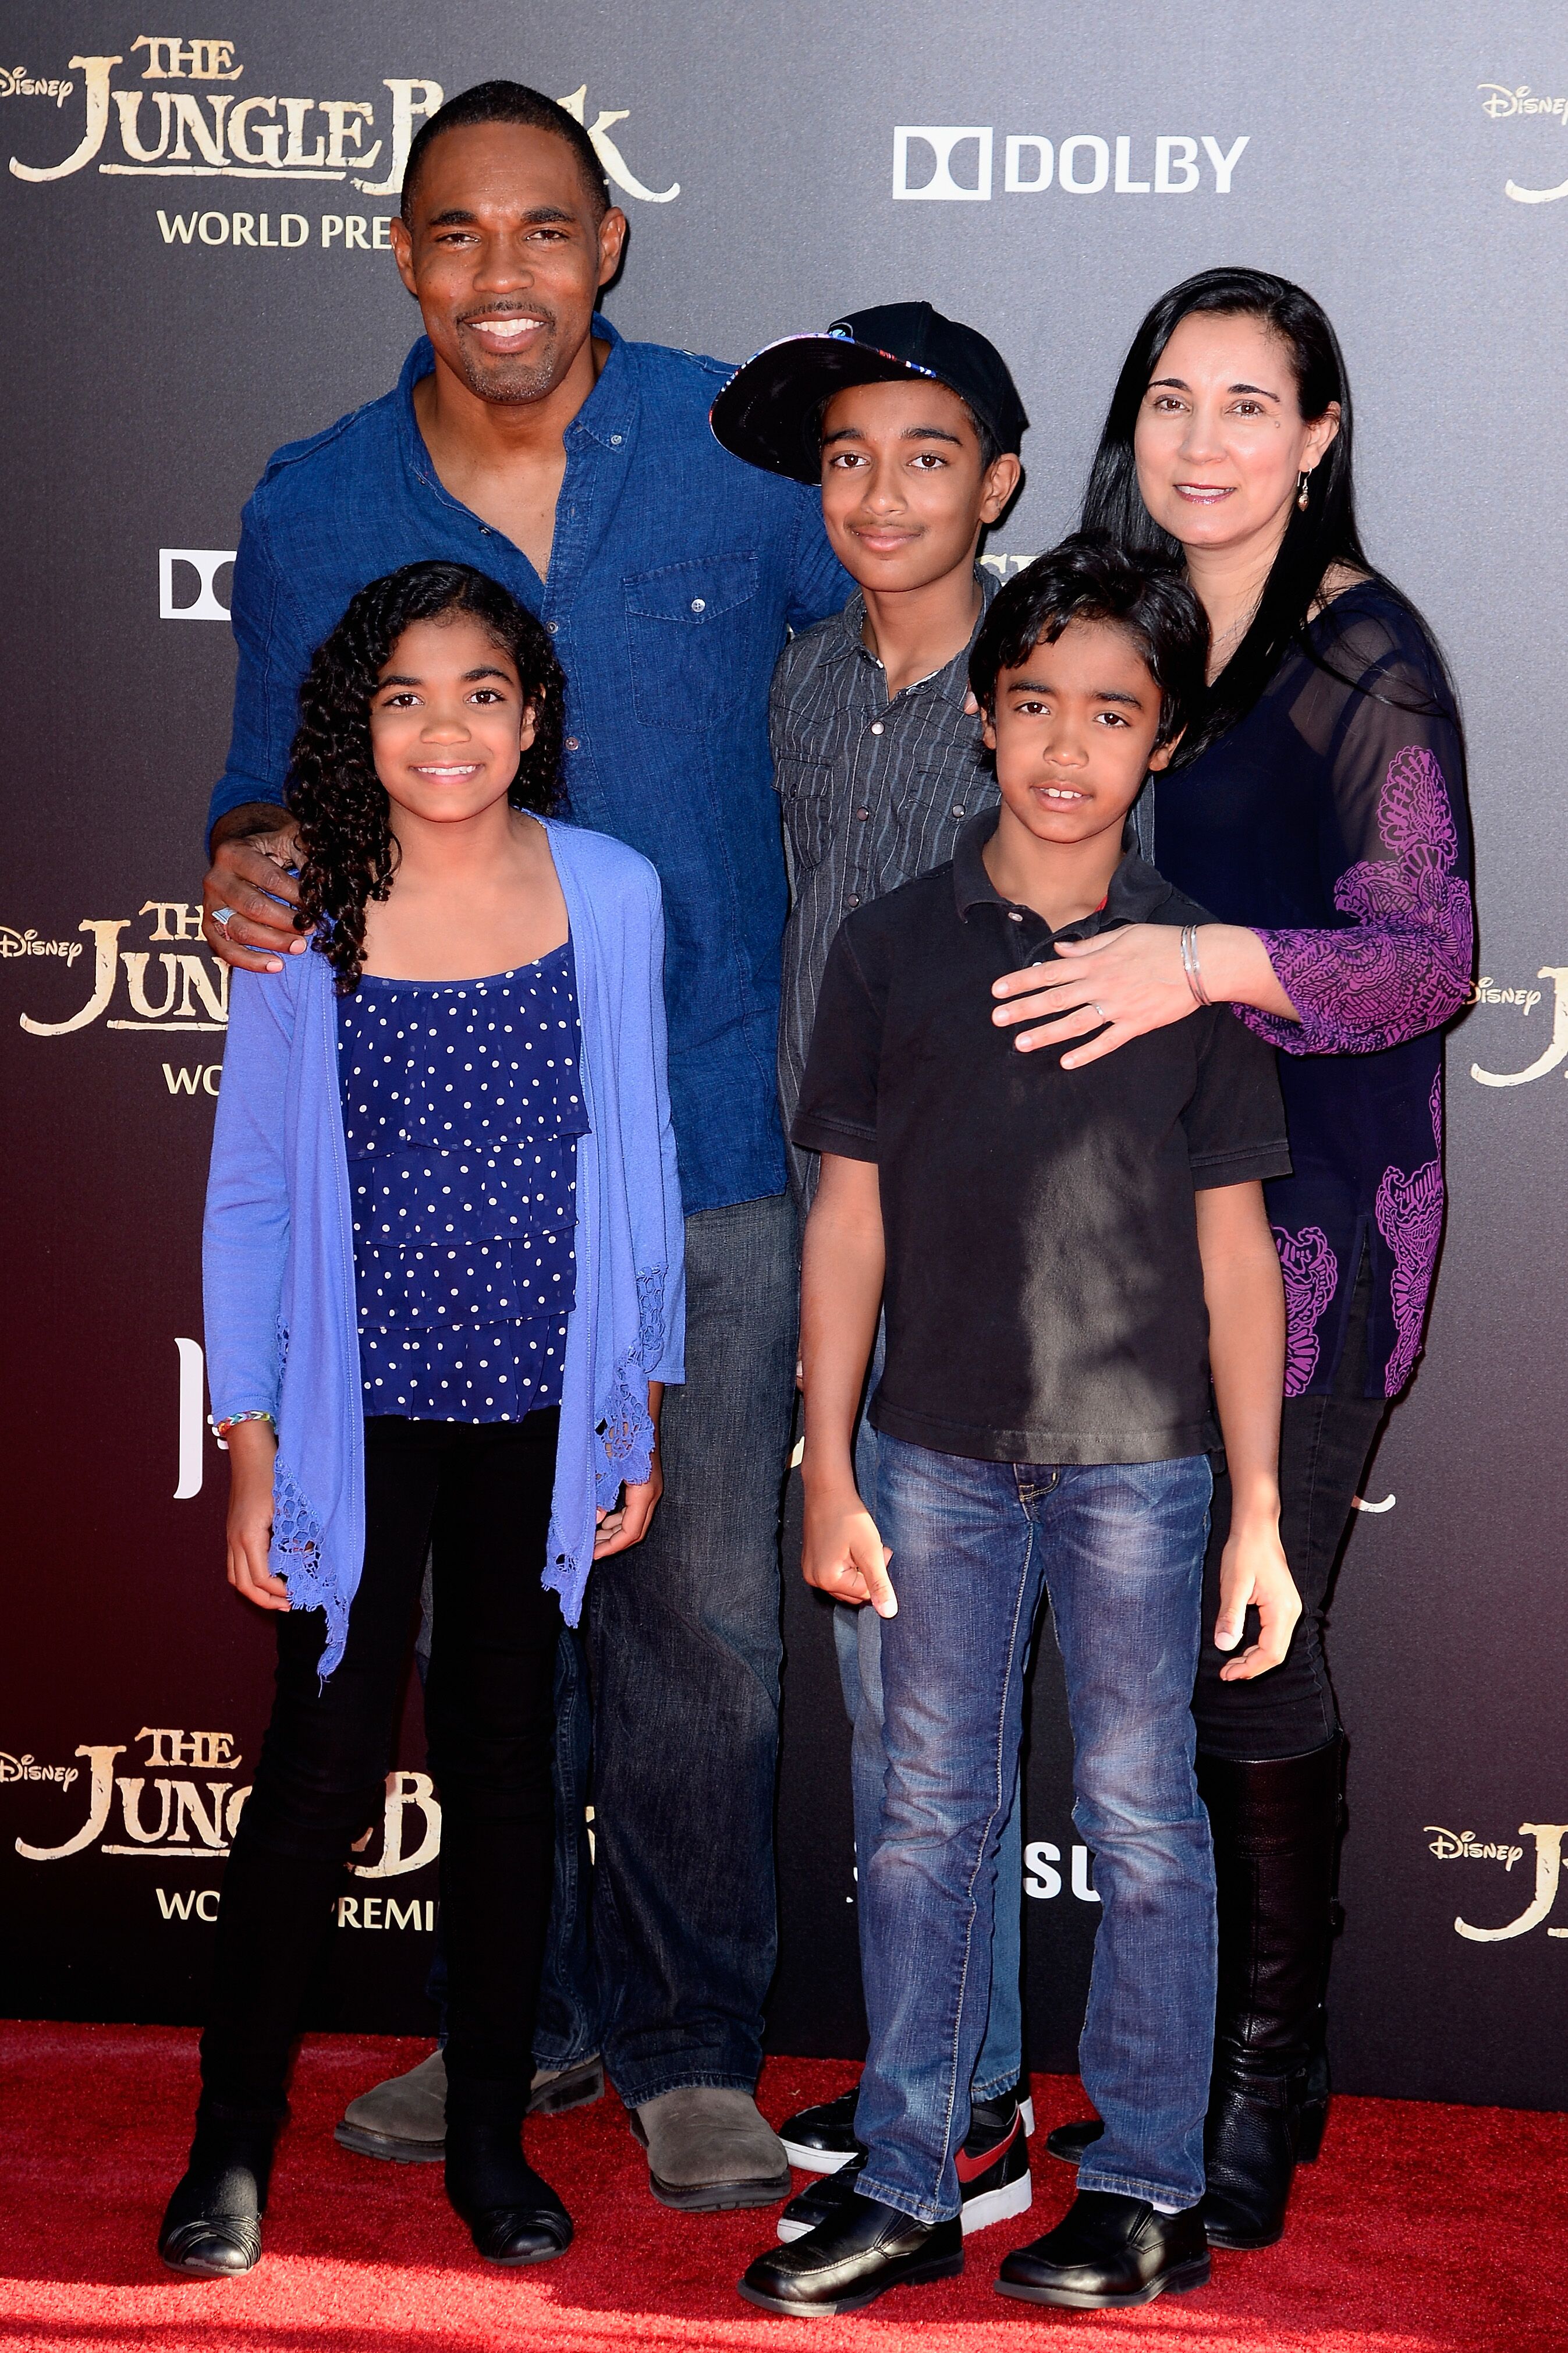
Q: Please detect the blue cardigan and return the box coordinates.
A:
[203,820,686,1675]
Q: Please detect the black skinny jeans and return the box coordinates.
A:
[201,1412,562,2127]
[1194,1258,1387,1760]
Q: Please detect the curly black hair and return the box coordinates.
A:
[286,561,564,991]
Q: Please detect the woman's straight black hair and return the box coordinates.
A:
[1079,265,1457,766]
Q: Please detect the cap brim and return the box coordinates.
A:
[709,334,941,484]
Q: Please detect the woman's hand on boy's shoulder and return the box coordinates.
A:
[1214,1515,1300,1681]
[801,1483,897,1618]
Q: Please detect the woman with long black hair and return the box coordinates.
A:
[990,269,1473,2249]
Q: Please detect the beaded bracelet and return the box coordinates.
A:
[1180,924,1212,1009]
[210,1409,276,1441]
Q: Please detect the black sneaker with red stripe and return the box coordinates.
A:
[777,2089,1033,2241]
[779,2074,1036,2175]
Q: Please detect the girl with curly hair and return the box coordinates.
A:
[159,561,684,2276]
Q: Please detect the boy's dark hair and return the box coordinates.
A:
[969,530,1208,751]
[401,81,611,224]
[288,561,564,994]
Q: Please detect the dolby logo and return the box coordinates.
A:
[892,125,1250,201]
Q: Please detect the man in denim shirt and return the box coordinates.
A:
[201,81,848,2210]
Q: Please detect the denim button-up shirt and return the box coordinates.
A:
[208,322,851,1212]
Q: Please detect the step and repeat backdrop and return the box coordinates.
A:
[3,1,1566,2109]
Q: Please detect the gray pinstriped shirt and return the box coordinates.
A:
[771,570,1001,1202]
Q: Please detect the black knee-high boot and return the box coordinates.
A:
[1197,1737,1344,2251]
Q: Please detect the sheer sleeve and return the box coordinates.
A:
[1234,604,1474,1057]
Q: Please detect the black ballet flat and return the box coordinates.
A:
[465,2199,574,2266]
[157,2133,273,2278]
[445,2121,573,2266]
[158,2209,263,2276]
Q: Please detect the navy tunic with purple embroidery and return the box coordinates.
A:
[335,943,590,1420]
[1152,584,1473,1400]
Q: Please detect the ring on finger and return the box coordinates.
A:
[1092,1001,1108,1019]
[211,906,236,930]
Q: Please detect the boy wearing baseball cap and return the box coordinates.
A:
[712,304,1037,2238]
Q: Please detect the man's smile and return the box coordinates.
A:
[462,311,549,350]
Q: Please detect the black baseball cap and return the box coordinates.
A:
[711,301,1028,484]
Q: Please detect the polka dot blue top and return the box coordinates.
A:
[335,941,589,1422]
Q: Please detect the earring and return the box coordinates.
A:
[1296,470,1311,511]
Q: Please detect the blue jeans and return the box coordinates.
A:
[835,1322,1024,2100]
[587,1193,800,2104]
[420,1622,600,2070]
[856,1437,1216,2221]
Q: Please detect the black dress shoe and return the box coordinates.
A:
[778,2082,863,2173]
[740,2190,963,2316]
[1044,2114,1103,2165]
[996,2189,1209,2311]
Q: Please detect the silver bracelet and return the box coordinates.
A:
[1180,924,1212,1008]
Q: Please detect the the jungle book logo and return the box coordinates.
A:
[6,899,228,1036]
[1425,1821,1568,1942]
[8,1727,441,1901]
[7,38,679,204]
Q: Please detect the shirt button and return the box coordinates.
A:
[1008,910,1024,922]
[952,804,966,817]
[855,808,870,820]
[563,736,579,752]
[610,433,624,445]
[847,895,861,908]
[548,621,559,633]
[870,721,885,736]
[691,597,705,612]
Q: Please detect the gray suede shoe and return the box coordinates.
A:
[334,2048,605,2163]
[630,2087,792,2212]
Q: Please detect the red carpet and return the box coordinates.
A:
[2,2024,1562,2352]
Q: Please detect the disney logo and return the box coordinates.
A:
[1469,974,1542,1014]
[1425,1824,1525,1871]
[1478,84,1568,123]
[0,68,76,105]
[1,926,83,963]
[0,1752,79,1789]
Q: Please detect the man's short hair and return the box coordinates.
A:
[969,530,1209,749]
[401,81,611,224]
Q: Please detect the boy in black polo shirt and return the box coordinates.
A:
[739,535,1300,2319]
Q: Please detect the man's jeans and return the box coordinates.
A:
[856,1437,1216,2221]
[588,1193,799,2106]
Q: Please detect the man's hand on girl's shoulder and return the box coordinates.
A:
[204,806,308,973]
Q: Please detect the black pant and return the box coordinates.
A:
[201,1412,562,2125]
[1194,1259,1386,1759]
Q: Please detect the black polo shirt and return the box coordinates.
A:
[792,811,1292,1465]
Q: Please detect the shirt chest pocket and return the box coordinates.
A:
[776,753,839,877]
[623,552,760,731]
